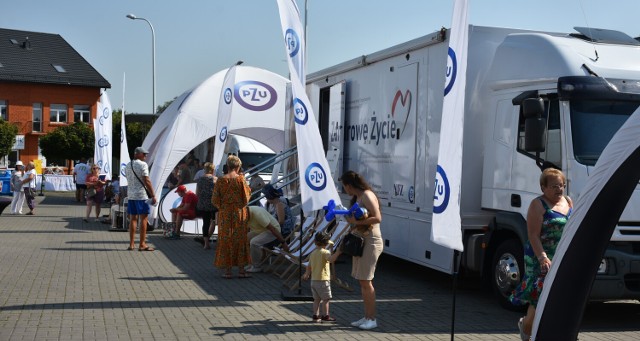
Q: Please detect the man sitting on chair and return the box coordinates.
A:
[169,185,197,239]
[245,206,289,273]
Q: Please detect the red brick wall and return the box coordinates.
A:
[0,82,101,167]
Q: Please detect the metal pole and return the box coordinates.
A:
[126,14,156,115]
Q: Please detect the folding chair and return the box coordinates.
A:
[282,220,352,290]
[260,213,320,272]
[276,217,341,279]
[268,215,334,277]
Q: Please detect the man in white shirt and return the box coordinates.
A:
[73,157,90,203]
[124,147,157,251]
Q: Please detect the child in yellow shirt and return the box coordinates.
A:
[303,231,336,322]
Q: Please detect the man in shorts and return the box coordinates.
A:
[73,157,90,203]
[125,146,157,251]
[169,185,198,239]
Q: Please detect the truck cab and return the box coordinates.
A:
[481,28,640,306]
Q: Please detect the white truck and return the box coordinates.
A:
[306,25,640,307]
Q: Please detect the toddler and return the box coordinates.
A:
[303,231,336,322]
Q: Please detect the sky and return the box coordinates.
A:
[3,0,639,114]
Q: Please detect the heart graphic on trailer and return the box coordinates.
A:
[391,89,412,136]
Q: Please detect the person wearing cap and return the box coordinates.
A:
[263,184,295,237]
[169,185,198,239]
[124,146,157,251]
[10,161,25,215]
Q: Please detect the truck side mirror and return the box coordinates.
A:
[523,98,546,152]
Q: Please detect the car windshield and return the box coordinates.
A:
[570,100,640,166]
[239,152,277,173]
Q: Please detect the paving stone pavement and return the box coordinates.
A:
[0,192,639,341]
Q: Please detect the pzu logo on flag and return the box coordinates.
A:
[433,165,450,213]
[305,162,327,191]
[219,127,228,143]
[285,28,300,57]
[293,98,308,125]
[98,135,110,147]
[99,106,110,125]
[444,47,458,96]
[224,88,233,104]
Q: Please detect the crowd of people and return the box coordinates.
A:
[8,147,573,335]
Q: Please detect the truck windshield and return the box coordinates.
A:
[570,100,640,166]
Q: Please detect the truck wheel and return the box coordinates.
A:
[491,239,525,311]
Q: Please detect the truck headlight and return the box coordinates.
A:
[597,258,608,274]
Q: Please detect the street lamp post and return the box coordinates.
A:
[126,13,156,115]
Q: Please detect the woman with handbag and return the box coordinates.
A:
[84,165,106,222]
[334,170,383,330]
[21,161,37,215]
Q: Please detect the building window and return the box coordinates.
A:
[33,103,42,132]
[50,104,68,123]
[73,105,91,123]
[0,100,7,121]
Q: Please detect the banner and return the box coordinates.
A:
[276,0,341,213]
[212,64,239,171]
[94,91,113,180]
[431,0,469,251]
[120,74,130,187]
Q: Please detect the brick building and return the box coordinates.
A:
[0,28,110,171]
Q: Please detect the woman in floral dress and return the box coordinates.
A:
[212,155,251,278]
[510,168,572,340]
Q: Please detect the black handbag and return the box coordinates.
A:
[341,232,364,257]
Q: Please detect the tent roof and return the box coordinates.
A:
[141,65,291,219]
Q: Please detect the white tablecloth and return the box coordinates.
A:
[36,175,76,192]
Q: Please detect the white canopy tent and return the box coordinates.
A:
[141,66,291,222]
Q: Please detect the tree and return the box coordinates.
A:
[39,122,94,162]
[0,120,18,159]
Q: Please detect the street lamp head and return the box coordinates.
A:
[236,61,244,66]
[126,14,137,20]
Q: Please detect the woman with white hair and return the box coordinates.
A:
[10,161,25,214]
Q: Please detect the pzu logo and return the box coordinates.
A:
[224,88,233,104]
[219,126,228,143]
[285,28,300,58]
[305,162,326,191]
[293,98,308,125]
[234,80,278,111]
[98,135,110,147]
[120,163,127,176]
[433,165,450,214]
[99,106,110,125]
[444,47,457,96]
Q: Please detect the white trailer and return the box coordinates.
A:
[307,25,640,307]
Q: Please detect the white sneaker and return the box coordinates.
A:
[246,265,262,273]
[351,317,367,327]
[359,319,377,330]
